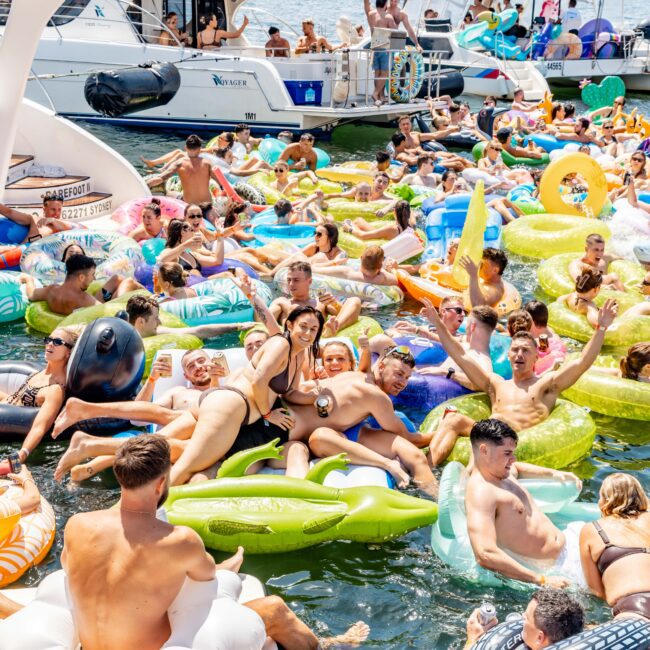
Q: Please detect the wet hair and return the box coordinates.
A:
[234,123,250,134]
[166,219,189,248]
[61,243,86,263]
[620,342,650,380]
[376,151,391,164]
[470,418,518,448]
[320,340,356,370]
[287,260,312,278]
[318,222,339,248]
[268,26,280,35]
[586,233,605,247]
[360,245,385,272]
[224,201,248,228]
[507,309,533,337]
[394,200,411,232]
[391,132,406,148]
[511,330,538,349]
[482,247,508,275]
[577,117,590,130]
[599,472,650,518]
[471,305,498,331]
[575,268,602,293]
[300,133,315,143]
[530,589,585,643]
[126,295,159,325]
[524,300,549,327]
[65,254,96,277]
[113,434,171,490]
[158,262,188,288]
[185,134,202,150]
[284,305,324,359]
[274,198,293,219]
[42,192,64,206]
[376,0,389,8]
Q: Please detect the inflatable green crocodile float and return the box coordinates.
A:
[163,439,438,553]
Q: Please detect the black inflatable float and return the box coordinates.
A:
[84,61,181,117]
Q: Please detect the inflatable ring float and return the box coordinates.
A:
[420,393,596,468]
[160,277,273,326]
[471,142,549,168]
[275,266,403,307]
[506,184,545,215]
[561,353,650,421]
[255,138,331,169]
[0,246,24,271]
[111,195,186,236]
[537,253,645,311]
[336,316,382,346]
[431,462,598,589]
[502,214,611,259]
[0,271,37,323]
[324,198,395,222]
[0,481,55,587]
[389,47,425,103]
[539,153,608,217]
[163,439,437,553]
[548,300,650,347]
[20,230,144,285]
[248,172,341,205]
[316,164,375,186]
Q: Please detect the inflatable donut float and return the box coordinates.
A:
[111,196,186,236]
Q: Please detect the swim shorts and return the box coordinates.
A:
[372,49,390,72]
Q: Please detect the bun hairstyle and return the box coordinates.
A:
[143,198,162,218]
[507,309,533,337]
[575,268,603,293]
[620,342,650,380]
[158,262,189,288]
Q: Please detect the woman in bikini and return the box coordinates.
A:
[154,263,197,302]
[342,199,413,241]
[197,13,249,50]
[580,473,650,621]
[2,327,78,463]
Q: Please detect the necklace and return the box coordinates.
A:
[120,507,155,516]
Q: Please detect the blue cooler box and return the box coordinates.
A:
[284,80,323,105]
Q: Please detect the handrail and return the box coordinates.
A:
[241,6,301,40]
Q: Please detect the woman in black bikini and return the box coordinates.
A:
[343,199,413,241]
[580,473,650,621]
[0,327,78,462]
[169,305,325,485]
[197,13,249,50]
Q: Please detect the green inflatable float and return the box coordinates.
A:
[472,141,550,168]
[420,393,595,469]
[431,462,599,589]
[163,439,438,553]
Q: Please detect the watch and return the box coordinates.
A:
[446,367,455,380]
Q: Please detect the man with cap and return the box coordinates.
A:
[495,127,546,161]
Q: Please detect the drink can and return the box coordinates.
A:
[478,602,497,626]
[539,334,549,351]
[158,353,172,377]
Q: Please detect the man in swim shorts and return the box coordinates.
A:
[268,261,362,336]
[465,419,585,588]
[364,0,396,103]
[569,233,626,292]
[20,254,143,316]
[46,435,369,649]
[421,297,617,466]
[0,193,73,244]
[465,588,585,647]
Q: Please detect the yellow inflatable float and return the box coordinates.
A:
[539,153,608,217]
[0,481,55,587]
[316,161,376,186]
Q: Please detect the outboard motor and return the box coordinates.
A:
[637,18,650,41]
[67,317,144,402]
[84,61,181,117]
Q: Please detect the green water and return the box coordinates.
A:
[3,93,650,647]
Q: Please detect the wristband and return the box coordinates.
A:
[147,375,157,383]
[262,411,272,420]
[597,325,607,331]
[538,574,546,586]
[19,448,30,460]
[446,367,455,380]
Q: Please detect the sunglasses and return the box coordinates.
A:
[442,306,466,315]
[603,125,614,129]
[44,336,73,349]
[274,167,286,173]
[181,224,193,231]
[383,345,415,363]
[632,158,645,163]
[315,231,325,238]
[187,213,202,219]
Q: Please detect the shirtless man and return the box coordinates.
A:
[145,134,222,204]
[294,18,346,54]
[496,127,546,161]
[265,26,291,57]
[126,294,255,341]
[328,172,393,203]
[556,118,600,145]
[423,298,617,466]
[511,88,538,113]
[401,155,440,187]
[388,0,421,49]
[568,233,625,292]
[364,0,397,103]
[0,193,73,244]
[51,435,368,650]
[280,133,318,171]
[315,246,398,286]
[268,261,362,336]
[20,254,142,316]
[374,150,407,182]
[395,120,471,170]
[465,418,583,587]
[459,248,508,309]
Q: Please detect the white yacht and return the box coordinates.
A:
[0,0,455,135]
[0,0,147,227]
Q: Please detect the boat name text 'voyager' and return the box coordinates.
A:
[212,75,248,88]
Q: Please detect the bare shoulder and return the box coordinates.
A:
[167,524,205,553]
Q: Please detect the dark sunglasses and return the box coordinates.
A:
[44,336,73,349]
[603,125,614,129]
[181,224,193,231]
[442,306,466,315]
[274,167,286,173]
[187,213,202,219]
[315,231,325,238]
[632,157,645,163]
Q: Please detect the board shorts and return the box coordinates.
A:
[372,49,390,72]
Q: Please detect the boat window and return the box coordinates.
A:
[0,0,92,27]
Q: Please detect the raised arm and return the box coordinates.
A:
[550,299,617,393]
[19,274,50,302]
[231,270,282,336]
[0,202,34,226]
[420,298,492,392]
[459,256,497,308]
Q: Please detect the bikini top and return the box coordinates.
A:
[179,252,202,273]
[251,333,295,395]
[7,372,60,408]
[594,520,650,575]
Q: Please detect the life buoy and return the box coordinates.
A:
[389,48,424,103]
